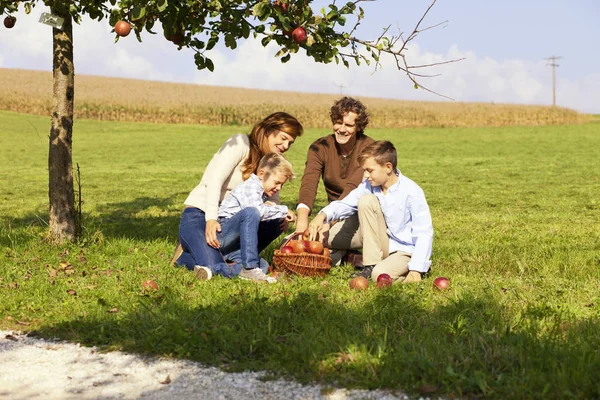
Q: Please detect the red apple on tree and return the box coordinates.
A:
[273,0,288,13]
[4,16,16,29]
[291,27,307,44]
[114,20,131,37]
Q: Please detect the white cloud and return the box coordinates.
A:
[1,7,598,113]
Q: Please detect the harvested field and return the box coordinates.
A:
[1,67,589,127]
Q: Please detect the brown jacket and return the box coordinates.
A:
[298,133,375,212]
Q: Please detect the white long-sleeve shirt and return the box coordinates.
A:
[184,134,279,221]
[218,174,288,221]
[320,171,434,273]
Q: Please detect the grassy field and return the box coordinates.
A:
[1,110,599,398]
[0,67,590,128]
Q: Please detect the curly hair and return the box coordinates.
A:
[329,97,369,134]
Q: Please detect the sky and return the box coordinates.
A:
[1,0,598,113]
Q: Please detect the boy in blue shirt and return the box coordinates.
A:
[307,140,433,283]
[194,153,296,283]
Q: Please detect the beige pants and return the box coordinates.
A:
[326,194,411,278]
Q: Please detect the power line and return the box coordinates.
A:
[544,56,563,106]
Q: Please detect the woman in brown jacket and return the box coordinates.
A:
[295,97,374,265]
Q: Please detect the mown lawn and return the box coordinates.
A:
[1,110,599,399]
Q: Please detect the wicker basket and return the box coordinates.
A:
[272,234,332,277]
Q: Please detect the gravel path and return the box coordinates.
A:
[1,330,410,400]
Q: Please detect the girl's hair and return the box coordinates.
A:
[357,140,397,170]
[258,153,295,181]
[329,96,370,134]
[241,112,303,180]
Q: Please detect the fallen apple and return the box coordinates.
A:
[142,279,159,291]
[280,245,294,254]
[377,278,392,289]
[4,16,16,29]
[114,20,131,37]
[377,273,392,283]
[308,240,324,255]
[349,276,369,290]
[291,27,307,44]
[433,276,450,290]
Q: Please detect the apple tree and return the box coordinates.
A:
[0,0,456,242]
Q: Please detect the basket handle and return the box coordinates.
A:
[280,231,323,248]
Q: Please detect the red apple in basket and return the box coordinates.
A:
[308,241,324,255]
[289,240,305,254]
[302,229,310,241]
[280,245,294,254]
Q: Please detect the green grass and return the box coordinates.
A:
[1,110,600,399]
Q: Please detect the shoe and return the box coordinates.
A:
[342,250,364,268]
[169,243,183,267]
[239,267,277,283]
[352,265,374,280]
[193,265,212,280]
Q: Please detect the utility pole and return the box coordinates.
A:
[544,56,562,106]
[333,81,349,95]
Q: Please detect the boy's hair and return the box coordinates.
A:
[357,140,397,170]
[329,97,369,134]
[258,153,295,181]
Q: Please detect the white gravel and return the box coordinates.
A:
[0,330,411,400]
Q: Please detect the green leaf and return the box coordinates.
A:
[241,20,250,39]
[414,83,419,90]
[24,3,31,14]
[131,6,146,21]
[157,0,168,13]
[206,58,215,72]
[281,54,291,63]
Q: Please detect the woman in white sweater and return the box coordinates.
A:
[173,112,304,277]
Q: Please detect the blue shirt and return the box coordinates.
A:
[321,171,433,272]
[218,174,288,221]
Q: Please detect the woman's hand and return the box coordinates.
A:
[205,219,222,249]
[295,208,310,234]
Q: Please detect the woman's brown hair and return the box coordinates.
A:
[241,112,303,180]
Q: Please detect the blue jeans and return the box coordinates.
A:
[177,207,282,277]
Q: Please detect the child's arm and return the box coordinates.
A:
[406,189,434,273]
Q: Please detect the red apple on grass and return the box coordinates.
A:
[433,276,450,290]
[349,276,369,290]
[376,273,393,289]
[114,20,131,37]
[142,279,159,291]
[4,16,16,29]
[291,27,307,44]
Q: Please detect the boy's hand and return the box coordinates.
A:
[205,219,222,249]
[402,270,422,284]
[286,210,297,222]
[307,213,327,241]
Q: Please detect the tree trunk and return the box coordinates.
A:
[48,9,75,242]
